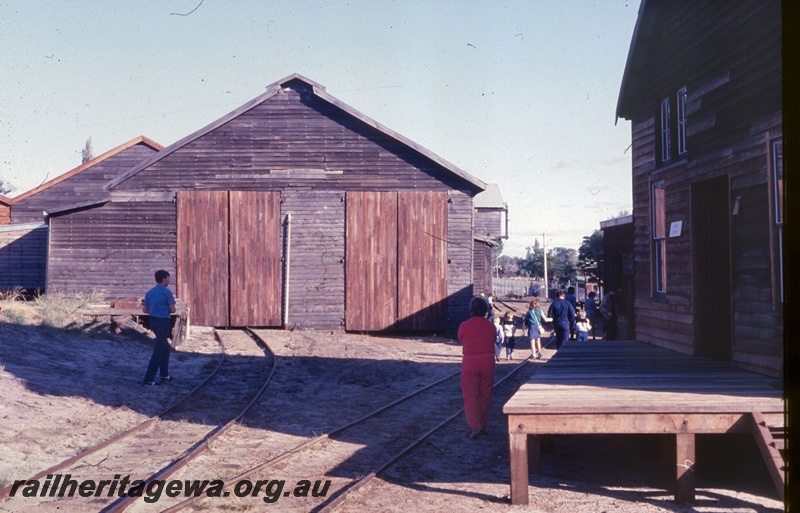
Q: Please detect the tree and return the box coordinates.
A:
[548,247,579,286]
[579,230,603,265]
[520,239,544,278]
[579,229,604,286]
[497,255,521,276]
[0,176,14,196]
[81,137,94,164]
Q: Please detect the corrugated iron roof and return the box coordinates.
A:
[473,183,506,209]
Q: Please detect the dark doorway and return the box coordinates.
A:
[691,177,732,360]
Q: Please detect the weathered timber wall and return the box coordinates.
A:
[47,201,177,298]
[0,224,47,291]
[474,210,502,240]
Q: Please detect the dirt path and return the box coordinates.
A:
[0,317,784,512]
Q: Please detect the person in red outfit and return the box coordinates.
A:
[458,296,497,439]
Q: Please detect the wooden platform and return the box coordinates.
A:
[503,340,784,505]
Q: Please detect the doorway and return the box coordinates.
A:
[691,177,732,360]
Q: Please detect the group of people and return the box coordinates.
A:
[457,287,619,439]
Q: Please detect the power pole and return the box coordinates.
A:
[542,232,548,299]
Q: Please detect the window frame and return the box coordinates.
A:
[770,138,783,305]
[677,87,687,155]
[651,180,667,295]
[660,97,671,163]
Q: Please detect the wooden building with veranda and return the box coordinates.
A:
[616,0,782,377]
[46,74,489,334]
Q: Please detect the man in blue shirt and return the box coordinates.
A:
[547,290,575,350]
[142,269,176,386]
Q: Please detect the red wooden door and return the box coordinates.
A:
[229,191,282,327]
[177,191,229,327]
[345,191,398,331]
[345,190,448,331]
[397,191,448,331]
[177,190,282,327]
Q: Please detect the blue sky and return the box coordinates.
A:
[0,0,639,256]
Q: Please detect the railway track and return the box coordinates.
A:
[146,337,535,513]
[0,328,275,513]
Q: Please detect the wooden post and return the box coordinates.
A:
[675,433,695,503]
[509,431,529,505]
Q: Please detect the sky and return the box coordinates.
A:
[0,0,639,257]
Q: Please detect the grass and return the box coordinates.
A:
[33,290,106,328]
[0,289,106,329]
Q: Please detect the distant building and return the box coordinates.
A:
[473,183,508,296]
[616,0,782,377]
[0,195,10,225]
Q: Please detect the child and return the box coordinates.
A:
[493,316,504,362]
[575,309,592,342]
[500,311,516,360]
[523,299,549,359]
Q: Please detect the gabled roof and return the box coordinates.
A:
[616,0,652,122]
[473,183,506,210]
[106,74,487,193]
[11,136,163,204]
[0,195,10,206]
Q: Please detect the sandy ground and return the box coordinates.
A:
[0,302,786,513]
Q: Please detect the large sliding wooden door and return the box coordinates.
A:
[345,191,398,331]
[397,191,447,331]
[177,191,282,327]
[177,191,229,327]
[345,190,447,332]
[229,191,282,326]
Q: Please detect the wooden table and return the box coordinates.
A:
[503,340,784,504]
[84,299,189,345]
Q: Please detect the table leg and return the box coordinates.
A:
[675,433,696,503]
[509,431,529,504]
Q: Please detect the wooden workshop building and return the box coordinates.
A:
[0,137,162,292]
[616,0,783,377]
[46,74,489,335]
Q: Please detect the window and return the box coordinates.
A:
[652,181,666,294]
[772,139,783,303]
[677,87,687,155]
[658,87,688,164]
[660,98,671,162]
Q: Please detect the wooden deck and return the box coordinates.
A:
[503,340,785,505]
